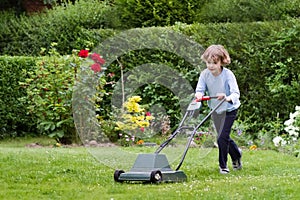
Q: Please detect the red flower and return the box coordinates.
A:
[146,112,151,116]
[140,127,145,132]
[90,63,101,73]
[78,49,89,58]
[90,53,105,65]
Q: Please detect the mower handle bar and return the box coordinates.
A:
[155,96,220,155]
[195,96,218,102]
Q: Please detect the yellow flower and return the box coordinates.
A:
[129,96,142,103]
[115,121,125,130]
[55,143,61,147]
[129,116,137,123]
[136,121,150,127]
[136,115,145,121]
[249,145,257,150]
[125,101,143,113]
[146,116,154,120]
[116,96,153,132]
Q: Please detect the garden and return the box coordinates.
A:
[0,0,300,199]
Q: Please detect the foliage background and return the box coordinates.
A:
[0,0,300,145]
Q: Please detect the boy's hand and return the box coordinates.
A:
[216,93,231,102]
[195,93,203,101]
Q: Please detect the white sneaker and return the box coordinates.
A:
[219,167,230,174]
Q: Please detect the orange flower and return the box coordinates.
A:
[136,140,144,145]
[249,145,257,150]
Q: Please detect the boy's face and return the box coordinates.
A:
[206,59,222,76]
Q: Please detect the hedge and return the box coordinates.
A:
[0,56,37,138]
[2,0,300,56]
[175,20,300,133]
[1,18,300,140]
[114,0,300,27]
[0,0,118,56]
[113,0,207,28]
[95,19,300,136]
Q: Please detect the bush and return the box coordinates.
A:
[113,0,207,28]
[113,0,300,28]
[19,43,80,144]
[0,56,37,138]
[174,19,300,132]
[0,0,118,56]
[94,19,300,137]
[197,0,284,23]
[2,0,300,56]
[2,18,300,143]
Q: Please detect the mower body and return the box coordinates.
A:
[114,153,187,183]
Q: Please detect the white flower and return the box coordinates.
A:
[284,105,300,140]
[284,125,299,138]
[290,128,299,138]
[273,136,286,147]
[284,118,294,126]
[290,112,298,120]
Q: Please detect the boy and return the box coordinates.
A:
[195,45,242,174]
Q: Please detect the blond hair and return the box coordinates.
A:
[201,45,231,65]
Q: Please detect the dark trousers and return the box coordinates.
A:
[212,109,241,168]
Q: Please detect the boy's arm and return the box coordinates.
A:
[227,72,240,104]
[195,72,206,99]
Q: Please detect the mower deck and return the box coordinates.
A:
[114,153,187,183]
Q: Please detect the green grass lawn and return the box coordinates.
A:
[0,137,299,200]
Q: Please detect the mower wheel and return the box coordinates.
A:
[150,170,162,183]
[114,170,125,182]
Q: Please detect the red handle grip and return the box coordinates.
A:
[201,96,211,101]
[195,96,217,102]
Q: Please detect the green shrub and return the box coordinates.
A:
[113,0,207,28]
[2,0,300,56]
[19,43,80,144]
[278,0,300,19]
[264,22,300,122]
[2,18,300,143]
[97,45,198,129]
[0,0,118,56]
[96,19,300,137]
[176,19,300,131]
[197,0,284,23]
[0,56,36,138]
[113,0,300,28]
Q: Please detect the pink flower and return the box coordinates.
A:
[90,53,105,65]
[90,63,101,73]
[108,72,115,78]
[146,112,151,116]
[140,127,145,132]
[78,49,89,58]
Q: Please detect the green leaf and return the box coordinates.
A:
[49,130,64,138]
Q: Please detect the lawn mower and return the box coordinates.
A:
[114,96,226,183]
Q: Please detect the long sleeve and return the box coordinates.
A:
[195,70,207,96]
[225,70,240,105]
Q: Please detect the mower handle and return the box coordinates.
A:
[195,96,217,102]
